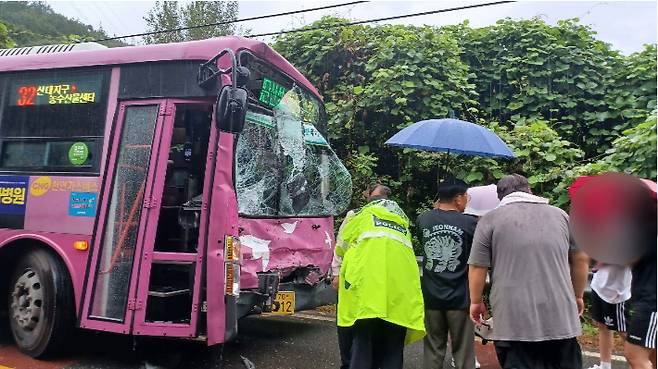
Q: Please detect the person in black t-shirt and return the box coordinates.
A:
[417,178,477,369]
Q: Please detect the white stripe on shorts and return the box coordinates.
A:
[645,312,656,349]
[651,312,657,348]
[619,303,626,331]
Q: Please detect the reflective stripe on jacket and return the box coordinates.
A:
[336,199,425,345]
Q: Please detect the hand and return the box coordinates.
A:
[331,276,339,290]
[470,302,488,326]
[576,297,584,316]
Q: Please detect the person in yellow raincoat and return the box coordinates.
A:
[336,192,425,369]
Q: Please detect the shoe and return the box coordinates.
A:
[474,318,494,343]
[475,358,481,368]
[586,365,601,369]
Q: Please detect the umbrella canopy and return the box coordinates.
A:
[385,118,516,159]
[464,184,500,217]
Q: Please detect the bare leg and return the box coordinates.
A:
[598,322,614,364]
[625,341,655,369]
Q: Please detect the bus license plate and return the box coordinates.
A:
[271,291,295,315]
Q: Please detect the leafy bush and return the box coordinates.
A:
[273,17,657,221]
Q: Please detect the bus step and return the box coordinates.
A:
[148,287,191,298]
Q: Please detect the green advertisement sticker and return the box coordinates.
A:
[69,142,89,165]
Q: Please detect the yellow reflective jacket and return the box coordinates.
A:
[336,199,425,344]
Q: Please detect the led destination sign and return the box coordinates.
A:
[10,74,102,107]
[258,77,287,108]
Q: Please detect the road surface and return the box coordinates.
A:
[0,313,627,369]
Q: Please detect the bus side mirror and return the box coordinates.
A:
[215,86,247,133]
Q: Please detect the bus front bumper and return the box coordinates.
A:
[237,278,336,319]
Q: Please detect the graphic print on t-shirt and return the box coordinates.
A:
[423,224,464,273]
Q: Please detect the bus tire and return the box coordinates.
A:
[7,248,74,358]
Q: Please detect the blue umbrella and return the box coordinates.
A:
[385,118,516,158]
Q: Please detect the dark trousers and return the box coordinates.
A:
[424,309,475,369]
[494,338,583,369]
[338,325,354,369]
[349,318,406,369]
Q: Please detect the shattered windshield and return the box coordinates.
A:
[234,58,352,217]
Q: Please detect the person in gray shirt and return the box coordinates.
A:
[467,174,590,369]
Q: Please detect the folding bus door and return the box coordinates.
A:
[130,101,213,338]
[80,100,168,334]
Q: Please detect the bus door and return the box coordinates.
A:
[130,101,213,337]
[80,100,213,338]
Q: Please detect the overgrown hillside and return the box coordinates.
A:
[0,1,124,47]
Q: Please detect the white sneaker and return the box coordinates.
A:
[586,365,601,369]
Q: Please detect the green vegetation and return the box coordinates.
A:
[0,21,13,48]
[273,17,657,218]
[143,1,244,44]
[0,1,124,48]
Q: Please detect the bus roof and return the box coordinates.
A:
[0,36,322,100]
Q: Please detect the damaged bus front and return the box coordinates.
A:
[194,48,352,335]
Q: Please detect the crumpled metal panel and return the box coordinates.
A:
[238,217,335,289]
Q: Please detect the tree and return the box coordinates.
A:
[143,1,243,45]
[183,1,245,40]
[143,1,185,44]
[0,2,123,47]
[0,22,14,48]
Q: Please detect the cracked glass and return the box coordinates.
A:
[235,84,352,217]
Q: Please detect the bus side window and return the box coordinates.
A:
[0,69,108,173]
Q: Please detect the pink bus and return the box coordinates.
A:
[0,37,352,357]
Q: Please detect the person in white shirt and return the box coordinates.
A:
[587,263,633,369]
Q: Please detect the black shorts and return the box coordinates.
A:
[494,338,582,369]
[626,310,657,349]
[590,290,628,332]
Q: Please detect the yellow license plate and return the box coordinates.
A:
[271,291,295,315]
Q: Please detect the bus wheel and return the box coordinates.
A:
[8,249,73,358]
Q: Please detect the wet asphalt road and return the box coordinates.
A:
[63,315,436,369]
[0,313,626,369]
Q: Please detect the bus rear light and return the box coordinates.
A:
[73,241,89,251]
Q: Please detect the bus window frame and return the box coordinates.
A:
[233,52,350,220]
[0,67,110,176]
